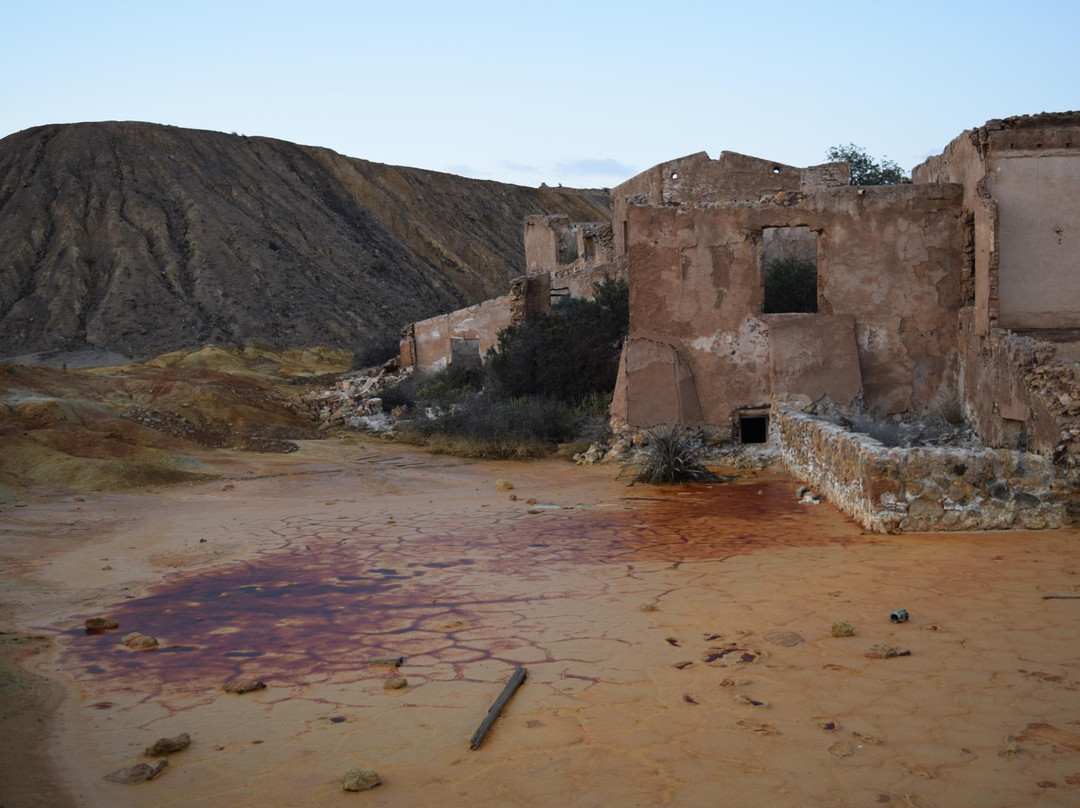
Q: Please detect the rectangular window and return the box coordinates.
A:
[762,226,818,314]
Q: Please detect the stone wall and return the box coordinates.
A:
[777,407,1066,532]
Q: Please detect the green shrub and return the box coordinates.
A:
[397,391,576,459]
[630,424,720,485]
[381,362,484,413]
[487,275,628,405]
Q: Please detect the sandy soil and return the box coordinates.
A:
[2,437,1079,807]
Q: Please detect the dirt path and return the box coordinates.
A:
[2,438,1079,807]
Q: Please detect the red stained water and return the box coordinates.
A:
[62,479,857,700]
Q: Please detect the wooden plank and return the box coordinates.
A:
[469,667,527,750]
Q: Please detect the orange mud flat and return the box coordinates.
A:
[1,438,1079,807]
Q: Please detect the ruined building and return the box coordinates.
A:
[401,113,1080,531]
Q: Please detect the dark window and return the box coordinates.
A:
[762,226,818,314]
[740,415,768,444]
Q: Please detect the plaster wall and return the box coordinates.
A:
[622,183,964,429]
[994,155,1080,328]
[410,295,512,370]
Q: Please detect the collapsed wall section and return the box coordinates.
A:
[777,408,1066,532]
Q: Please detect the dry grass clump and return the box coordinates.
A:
[630,424,721,485]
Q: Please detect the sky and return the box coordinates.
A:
[3,1,1078,189]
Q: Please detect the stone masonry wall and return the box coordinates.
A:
[777,408,1065,533]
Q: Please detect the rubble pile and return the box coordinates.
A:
[295,360,410,435]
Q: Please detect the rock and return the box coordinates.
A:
[865,644,911,659]
[638,603,658,612]
[495,479,514,491]
[828,740,853,758]
[145,733,191,757]
[101,565,113,571]
[122,633,158,651]
[852,730,883,746]
[342,768,382,792]
[508,494,517,501]
[998,739,1021,758]
[368,656,403,667]
[104,759,168,783]
[795,485,810,498]
[85,617,119,632]
[831,622,855,637]
[223,679,266,694]
[814,717,839,731]
[734,695,767,707]
[383,677,407,690]
[762,629,803,647]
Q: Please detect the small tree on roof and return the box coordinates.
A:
[826,143,907,186]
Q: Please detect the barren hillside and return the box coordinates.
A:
[0,122,610,361]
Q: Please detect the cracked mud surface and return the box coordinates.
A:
[2,439,1080,807]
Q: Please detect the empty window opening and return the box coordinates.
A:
[771,165,781,174]
[671,171,679,179]
[762,226,818,314]
[740,415,769,444]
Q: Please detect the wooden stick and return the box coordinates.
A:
[1042,595,1080,600]
[469,667,527,750]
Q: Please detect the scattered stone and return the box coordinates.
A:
[853,730,883,746]
[719,677,736,687]
[368,656,403,667]
[683,693,699,705]
[735,695,767,707]
[672,660,694,670]
[762,629,803,647]
[1037,781,1058,788]
[122,633,158,651]
[342,768,382,792]
[527,504,561,514]
[525,498,537,505]
[828,740,853,758]
[865,644,911,659]
[831,622,855,637]
[508,494,517,501]
[795,485,810,498]
[736,720,779,736]
[1065,774,1080,785]
[638,603,659,612]
[101,565,113,571]
[383,677,407,690]
[85,617,119,632]
[223,679,266,694]
[902,762,936,779]
[222,483,235,491]
[145,733,191,757]
[104,759,168,784]
[813,717,839,732]
[495,479,514,491]
[665,636,682,647]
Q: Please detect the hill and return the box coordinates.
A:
[0,122,610,362]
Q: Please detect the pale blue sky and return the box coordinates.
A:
[3,1,1077,188]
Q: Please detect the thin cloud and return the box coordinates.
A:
[555,158,637,178]
[498,160,540,174]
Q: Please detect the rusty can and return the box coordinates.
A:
[889,609,909,624]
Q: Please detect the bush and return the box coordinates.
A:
[630,424,720,484]
[397,391,576,459]
[763,258,817,314]
[487,275,628,405]
[381,363,484,413]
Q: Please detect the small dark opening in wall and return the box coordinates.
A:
[671,171,679,179]
[583,235,596,260]
[740,415,768,444]
[771,166,781,174]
